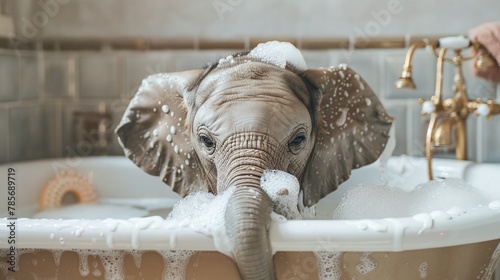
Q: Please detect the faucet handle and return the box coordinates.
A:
[475,103,490,117]
[420,100,436,115]
[437,36,472,50]
[474,99,500,119]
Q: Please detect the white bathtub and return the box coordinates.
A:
[1,156,499,279]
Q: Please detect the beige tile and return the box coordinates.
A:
[19,52,39,100]
[383,50,436,100]
[79,54,120,99]
[9,104,57,162]
[0,107,8,163]
[43,53,75,98]
[0,51,19,102]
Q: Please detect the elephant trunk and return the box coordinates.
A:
[218,134,282,280]
[225,185,275,280]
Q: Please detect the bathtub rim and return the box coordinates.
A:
[1,201,499,253]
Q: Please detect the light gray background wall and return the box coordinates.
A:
[7,0,500,40]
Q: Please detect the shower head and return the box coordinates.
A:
[394,66,416,89]
[394,76,416,89]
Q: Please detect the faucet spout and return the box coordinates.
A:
[432,115,467,160]
[432,117,455,147]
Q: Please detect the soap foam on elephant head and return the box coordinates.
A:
[116,41,393,280]
[247,41,308,70]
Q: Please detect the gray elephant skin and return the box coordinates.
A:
[116,47,393,280]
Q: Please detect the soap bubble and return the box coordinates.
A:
[332,178,488,220]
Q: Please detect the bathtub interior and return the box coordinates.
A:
[1,155,500,279]
[0,157,181,219]
[2,155,495,219]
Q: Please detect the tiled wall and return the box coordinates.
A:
[7,0,500,40]
[0,47,499,164]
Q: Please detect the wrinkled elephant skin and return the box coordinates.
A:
[116,43,393,280]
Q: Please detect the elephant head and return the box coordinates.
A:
[116,42,393,280]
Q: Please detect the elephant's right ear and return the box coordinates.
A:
[115,71,208,196]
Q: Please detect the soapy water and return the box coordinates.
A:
[162,168,497,280]
[7,164,498,280]
[2,170,498,280]
[378,125,396,185]
[332,178,489,220]
[165,169,303,257]
[166,187,235,258]
[0,170,303,279]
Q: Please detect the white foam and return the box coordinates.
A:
[167,187,235,257]
[159,250,196,280]
[355,252,378,275]
[314,251,342,280]
[378,125,396,184]
[419,261,428,278]
[261,170,302,220]
[52,249,126,279]
[166,169,304,258]
[248,41,307,70]
[332,178,488,220]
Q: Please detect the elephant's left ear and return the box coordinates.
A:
[301,65,393,206]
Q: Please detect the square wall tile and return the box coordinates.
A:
[19,53,39,100]
[0,52,19,102]
[441,58,497,101]
[79,54,120,99]
[61,102,103,157]
[124,52,172,100]
[383,103,408,156]
[173,51,227,72]
[43,53,75,98]
[383,50,436,100]
[463,59,497,100]
[479,117,500,163]
[338,50,381,95]
[301,51,334,68]
[9,104,57,162]
[465,115,477,161]
[410,103,429,157]
[0,107,8,163]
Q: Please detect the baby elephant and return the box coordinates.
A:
[116,41,393,280]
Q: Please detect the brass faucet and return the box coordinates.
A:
[395,37,500,180]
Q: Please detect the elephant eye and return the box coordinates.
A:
[288,135,306,154]
[199,135,216,151]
